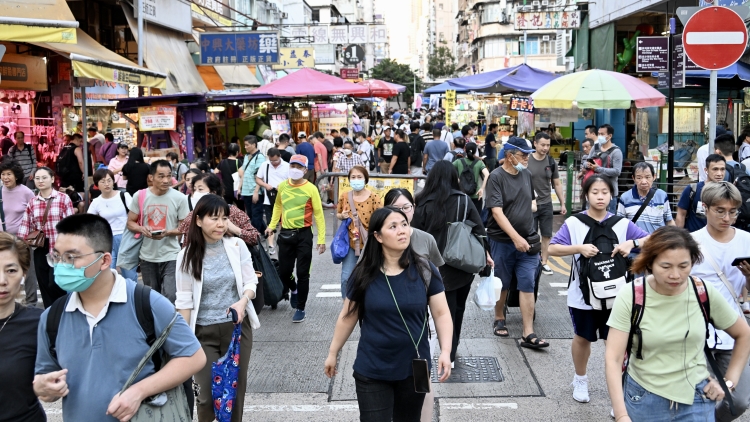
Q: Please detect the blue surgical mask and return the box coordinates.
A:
[597,135,607,145]
[511,154,526,172]
[350,180,366,191]
[54,254,104,292]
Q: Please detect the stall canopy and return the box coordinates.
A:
[0,0,78,43]
[252,68,369,97]
[214,66,261,89]
[353,79,406,98]
[34,29,167,89]
[446,64,558,93]
[424,82,469,94]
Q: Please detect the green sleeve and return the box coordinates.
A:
[307,183,326,244]
[607,284,634,333]
[706,282,742,331]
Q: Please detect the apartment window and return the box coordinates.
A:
[540,39,552,55]
[524,36,539,55]
[312,9,319,22]
[439,3,443,9]
[481,3,502,24]
[482,37,506,58]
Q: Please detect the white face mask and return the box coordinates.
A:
[289,168,305,180]
[343,148,352,156]
[192,191,208,204]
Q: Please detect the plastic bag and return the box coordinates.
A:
[473,276,501,311]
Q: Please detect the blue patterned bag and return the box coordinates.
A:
[212,308,242,422]
[331,218,351,264]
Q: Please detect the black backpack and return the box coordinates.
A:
[571,214,630,310]
[448,150,465,162]
[726,162,750,229]
[457,158,480,196]
[56,144,78,177]
[409,133,424,167]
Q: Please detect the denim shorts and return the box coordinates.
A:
[490,239,539,293]
[623,374,714,421]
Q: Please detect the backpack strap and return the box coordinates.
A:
[624,276,647,380]
[119,191,127,211]
[0,187,6,232]
[133,283,161,369]
[46,294,71,360]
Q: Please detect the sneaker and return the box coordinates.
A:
[571,376,590,403]
[290,293,298,309]
[542,264,553,275]
[742,302,750,315]
[268,245,276,255]
[293,309,306,322]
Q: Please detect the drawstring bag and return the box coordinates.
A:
[212,308,242,422]
[331,218,352,264]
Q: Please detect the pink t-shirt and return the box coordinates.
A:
[313,141,328,172]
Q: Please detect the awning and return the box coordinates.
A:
[0,0,78,43]
[33,29,166,89]
[197,66,225,91]
[214,66,261,89]
[124,5,207,94]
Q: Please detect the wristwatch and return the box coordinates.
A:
[725,378,736,392]
[633,239,640,249]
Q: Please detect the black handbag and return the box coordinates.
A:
[525,233,542,256]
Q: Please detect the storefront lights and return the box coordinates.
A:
[207,106,225,112]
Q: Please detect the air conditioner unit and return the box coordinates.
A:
[542,35,550,41]
[541,0,549,6]
[532,1,541,7]
[281,12,288,18]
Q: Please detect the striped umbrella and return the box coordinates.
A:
[531,69,666,109]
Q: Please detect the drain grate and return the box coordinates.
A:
[430,356,504,383]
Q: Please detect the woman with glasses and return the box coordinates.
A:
[87,169,138,281]
[17,167,74,307]
[412,160,493,367]
[336,166,382,297]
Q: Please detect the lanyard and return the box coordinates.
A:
[383,272,427,359]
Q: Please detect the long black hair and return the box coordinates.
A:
[414,160,460,233]
[181,194,230,280]
[466,142,478,161]
[127,147,145,165]
[346,206,431,322]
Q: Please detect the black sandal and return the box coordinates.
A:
[520,333,549,349]
[493,320,509,337]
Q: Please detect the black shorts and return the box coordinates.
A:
[568,307,612,342]
[533,201,554,238]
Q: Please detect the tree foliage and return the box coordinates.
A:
[427,45,457,80]
[370,59,422,104]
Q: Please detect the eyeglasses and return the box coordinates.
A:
[514,152,530,160]
[393,204,414,213]
[47,251,104,266]
[709,208,740,219]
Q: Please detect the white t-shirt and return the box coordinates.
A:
[697,144,709,182]
[440,130,454,150]
[690,227,749,350]
[88,192,133,235]
[358,141,372,164]
[256,160,290,205]
[740,143,750,162]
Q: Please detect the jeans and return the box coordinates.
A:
[353,372,425,422]
[340,248,358,298]
[243,195,267,234]
[609,196,618,213]
[23,255,38,305]
[490,239,540,293]
[140,260,177,303]
[112,233,138,281]
[623,374,714,421]
[707,349,750,421]
[277,227,313,310]
[444,282,472,362]
[35,240,66,308]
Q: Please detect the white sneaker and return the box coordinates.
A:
[571,376,590,403]
[742,302,750,315]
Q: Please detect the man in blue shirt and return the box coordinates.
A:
[422,128,449,174]
[34,214,205,422]
[676,154,726,232]
[714,134,750,181]
[295,131,316,182]
[617,162,674,233]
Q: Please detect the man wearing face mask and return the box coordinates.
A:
[265,155,326,323]
[256,148,290,254]
[583,124,622,212]
[334,140,364,173]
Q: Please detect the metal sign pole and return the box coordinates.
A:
[709,70,717,152]
[82,86,90,208]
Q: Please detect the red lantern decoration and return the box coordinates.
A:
[636,24,655,36]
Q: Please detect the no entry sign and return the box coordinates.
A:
[683,6,748,70]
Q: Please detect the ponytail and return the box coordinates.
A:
[465,142,477,161]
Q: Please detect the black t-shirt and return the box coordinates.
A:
[0,137,14,156]
[218,157,241,198]
[123,162,151,196]
[0,305,46,422]
[391,142,411,174]
[279,149,292,163]
[484,133,497,160]
[379,138,396,159]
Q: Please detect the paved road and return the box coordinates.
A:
[41,213,750,421]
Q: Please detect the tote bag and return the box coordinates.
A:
[442,194,485,274]
[212,309,242,422]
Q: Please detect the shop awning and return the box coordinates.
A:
[34,29,167,89]
[197,66,225,91]
[445,64,558,94]
[0,0,78,44]
[214,66,261,89]
[424,82,469,94]
[124,5,207,94]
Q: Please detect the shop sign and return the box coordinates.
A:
[0,54,48,91]
[312,103,348,119]
[510,96,534,113]
[314,44,336,64]
[272,47,315,69]
[343,45,365,65]
[191,1,232,27]
[74,81,129,106]
[444,90,456,127]
[636,37,669,73]
[515,11,581,30]
[340,68,359,79]
[138,106,177,131]
[139,0,192,34]
[293,25,388,45]
[199,31,280,65]
[269,113,291,142]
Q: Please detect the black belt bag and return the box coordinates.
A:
[525,233,541,256]
[278,227,310,242]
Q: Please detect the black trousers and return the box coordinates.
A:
[277,227,313,310]
[353,371,424,422]
[444,282,472,362]
[34,240,66,308]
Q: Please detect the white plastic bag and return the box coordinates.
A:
[474,276,501,311]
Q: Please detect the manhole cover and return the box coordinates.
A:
[430,356,504,383]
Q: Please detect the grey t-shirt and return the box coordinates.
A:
[129,188,189,262]
[197,241,240,326]
[411,228,445,266]
[592,144,623,197]
[527,153,559,205]
[485,167,535,242]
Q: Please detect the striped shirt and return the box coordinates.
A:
[8,143,37,179]
[617,186,673,234]
[268,179,326,244]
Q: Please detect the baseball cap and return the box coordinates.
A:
[290,154,308,167]
[502,136,535,154]
[383,126,392,131]
[297,131,307,138]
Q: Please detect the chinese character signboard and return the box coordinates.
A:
[311,26,329,44]
[272,47,315,69]
[315,44,336,64]
[444,90,456,127]
[515,11,581,30]
[74,81,129,106]
[0,54,47,91]
[199,31,280,65]
[636,37,669,73]
[340,68,359,79]
[138,106,177,131]
[510,96,534,113]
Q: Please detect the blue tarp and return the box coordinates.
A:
[424,82,469,94]
[445,64,558,93]
[685,61,750,83]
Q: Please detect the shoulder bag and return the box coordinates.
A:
[631,188,657,224]
[442,194,486,273]
[120,312,192,421]
[116,189,148,271]
[264,162,277,205]
[25,197,53,248]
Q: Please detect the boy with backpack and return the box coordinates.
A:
[453,143,489,214]
[676,154,727,232]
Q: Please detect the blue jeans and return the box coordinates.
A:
[112,233,138,281]
[609,196,618,213]
[624,374,714,421]
[340,248,358,298]
[243,195,267,234]
[490,239,539,293]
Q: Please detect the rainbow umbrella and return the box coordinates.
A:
[530,69,666,109]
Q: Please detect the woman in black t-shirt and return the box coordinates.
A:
[0,232,45,422]
[215,143,243,207]
[122,147,151,196]
[389,129,411,175]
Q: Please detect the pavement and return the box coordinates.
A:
[40,213,750,421]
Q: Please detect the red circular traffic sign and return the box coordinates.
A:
[683,6,748,70]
